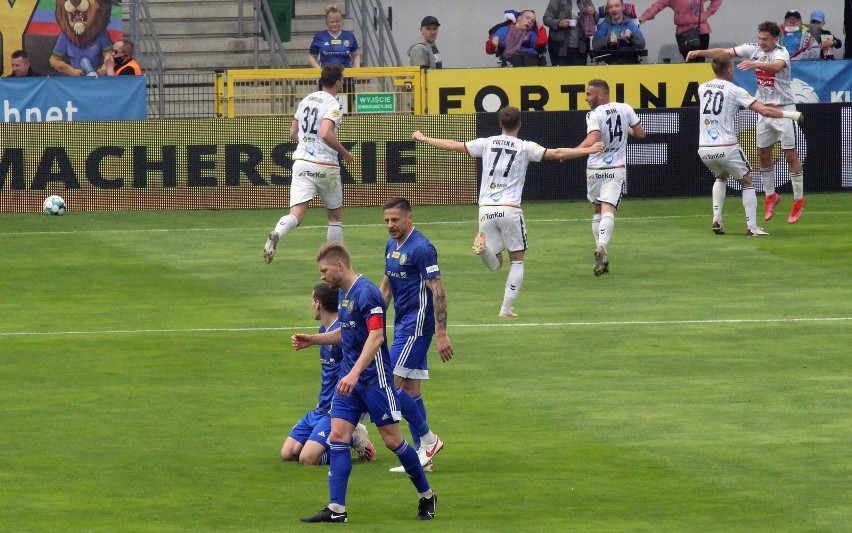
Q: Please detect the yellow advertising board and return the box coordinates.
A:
[425,64,715,113]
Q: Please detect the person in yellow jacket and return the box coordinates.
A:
[104,39,141,75]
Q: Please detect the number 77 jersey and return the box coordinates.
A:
[292,90,345,166]
[465,135,546,206]
[697,78,757,147]
[586,102,641,170]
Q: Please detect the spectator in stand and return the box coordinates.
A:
[638,0,723,62]
[309,5,361,68]
[780,10,820,60]
[104,39,141,75]
[409,16,442,69]
[809,10,842,59]
[4,50,40,77]
[490,10,541,67]
[543,0,598,66]
[592,0,646,64]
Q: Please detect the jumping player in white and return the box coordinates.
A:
[412,106,603,317]
[577,79,646,277]
[688,21,806,224]
[696,55,804,236]
[263,63,354,264]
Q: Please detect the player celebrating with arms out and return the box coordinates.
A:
[413,106,603,317]
[688,21,806,224]
[696,55,804,236]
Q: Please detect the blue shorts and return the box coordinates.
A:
[390,335,432,380]
[288,409,332,447]
[330,387,402,428]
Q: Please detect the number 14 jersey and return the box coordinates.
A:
[586,102,641,170]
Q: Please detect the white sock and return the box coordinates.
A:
[327,222,343,242]
[501,261,524,311]
[273,214,298,238]
[760,167,775,196]
[790,171,804,200]
[742,187,757,229]
[480,249,501,271]
[592,214,601,246]
[328,503,346,513]
[599,213,615,247]
[712,180,726,222]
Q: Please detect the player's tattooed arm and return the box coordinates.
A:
[427,277,454,361]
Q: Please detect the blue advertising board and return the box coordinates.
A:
[0,76,147,122]
[732,59,852,104]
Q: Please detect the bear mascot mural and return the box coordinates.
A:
[49,0,117,76]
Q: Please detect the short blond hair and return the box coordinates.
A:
[325,5,342,19]
[316,241,351,267]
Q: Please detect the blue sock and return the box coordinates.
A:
[412,394,428,448]
[393,440,430,493]
[319,451,329,466]
[328,441,351,506]
[395,389,429,447]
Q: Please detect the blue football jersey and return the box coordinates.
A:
[337,276,393,390]
[384,228,441,337]
[315,320,342,413]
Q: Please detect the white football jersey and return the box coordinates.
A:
[733,43,793,106]
[465,135,546,206]
[698,78,756,146]
[586,102,641,169]
[292,90,344,166]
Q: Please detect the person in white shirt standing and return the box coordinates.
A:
[412,106,603,317]
[688,21,806,225]
[697,55,804,236]
[576,79,646,277]
[263,64,354,264]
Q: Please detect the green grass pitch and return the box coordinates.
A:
[1,194,850,532]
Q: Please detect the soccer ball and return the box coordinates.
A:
[43,195,66,216]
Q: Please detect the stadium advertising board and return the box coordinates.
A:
[0,105,848,213]
[426,64,715,113]
[733,60,852,104]
[0,77,147,122]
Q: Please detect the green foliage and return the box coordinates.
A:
[1,195,850,531]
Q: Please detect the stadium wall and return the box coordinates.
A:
[1,104,849,213]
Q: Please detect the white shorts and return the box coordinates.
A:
[290,160,343,209]
[478,205,527,253]
[586,167,626,207]
[756,109,797,150]
[698,144,752,180]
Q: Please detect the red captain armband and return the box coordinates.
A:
[366,314,384,331]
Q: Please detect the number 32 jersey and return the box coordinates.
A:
[697,79,756,147]
[292,90,344,166]
[586,102,640,170]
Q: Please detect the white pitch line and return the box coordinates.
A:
[1,316,848,337]
[2,210,850,236]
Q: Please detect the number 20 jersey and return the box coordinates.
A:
[697,79,756,147]
[586,102,640,170]
[292,90,344,166]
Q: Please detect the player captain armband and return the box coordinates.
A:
[782,111,802,121]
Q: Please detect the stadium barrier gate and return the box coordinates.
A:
[214,67,425,118]
[1,105,850,213]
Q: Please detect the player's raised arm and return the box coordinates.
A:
[412,130,467,153]
[546,142,605,162]
[750,102,804,123]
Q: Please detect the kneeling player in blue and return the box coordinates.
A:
[293,243,437,523]
[280,283,375,465]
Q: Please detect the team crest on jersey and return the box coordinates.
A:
[399,253,408,265]
[330,109,341,118]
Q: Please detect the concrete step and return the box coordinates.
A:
[295,0,347,18]
[160,51,272,71]
[156,36,270,54]
[143,19,256,36]
[144,1,249,20]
